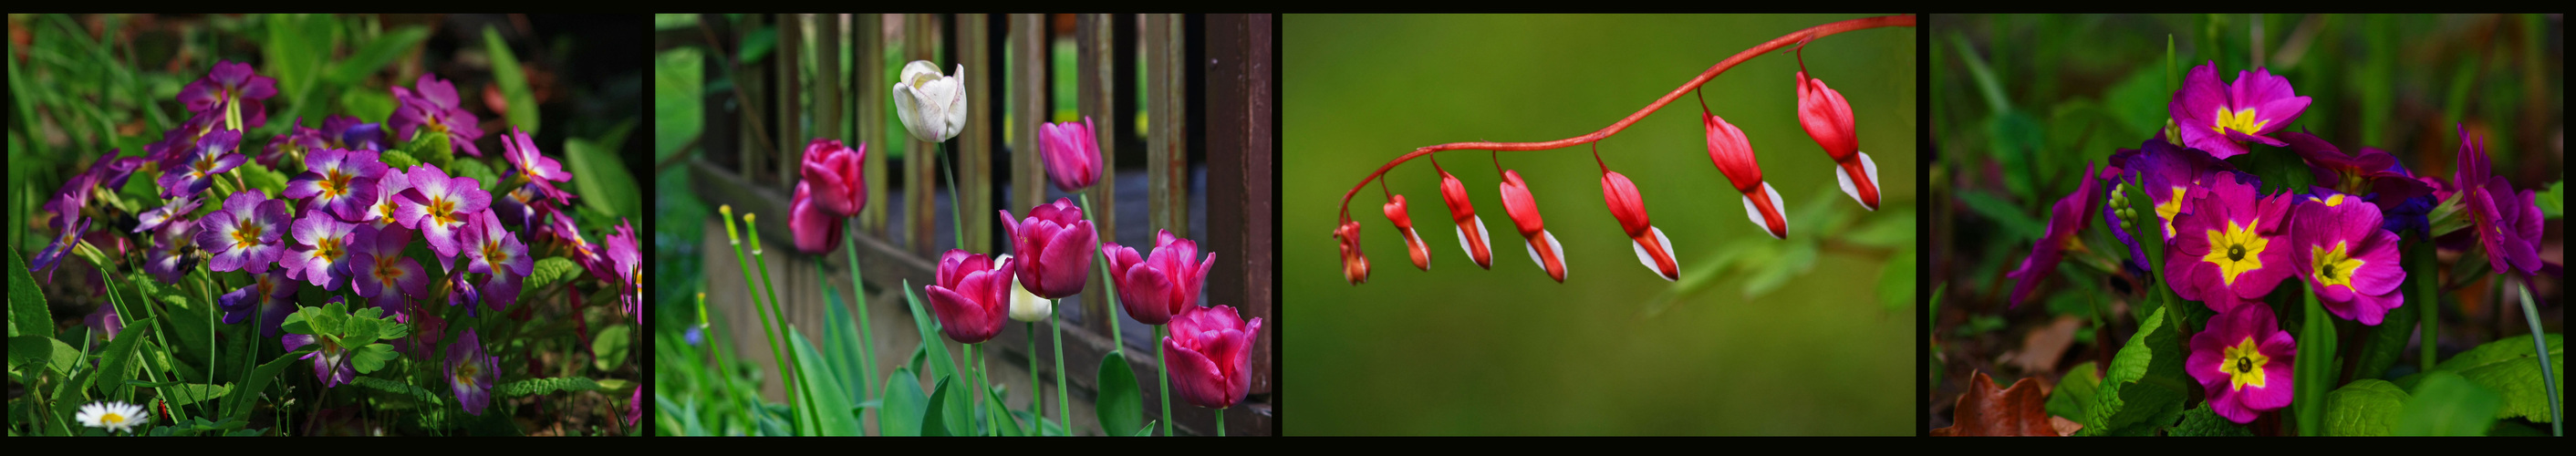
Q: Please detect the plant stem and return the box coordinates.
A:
[981,343,999,436]
[747,222,825,434]
[1216,408,1225,437]
[1156,324,1172,437]
[2406,237,2437,372]
[1050,301,1071,437]
[1333,14,1916,222]
[1074,192,1126,356]
[2512,276,2560,437]
[1026,321,1038,431]
[718,206,798,425]
[841,223,876,409]
[939,141,966,250]
[100,271,185,422]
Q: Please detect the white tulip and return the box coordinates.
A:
[999,254,1052,322]
[891,60,969,143]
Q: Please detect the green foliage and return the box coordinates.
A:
[483,26,540,134]
[2436,334,2562,423]
[379,150,421,171]
[2166,404,2253,437]
[406,125,454,171]
[923,376,971,436]
[567,138,642,220]
[524,256,584,290]
[790,331,861,436]
[451,158,502,196]
[494,377,616,398]
[238,161,291,197]
[348,343,399,374]
[94,316,156,400]
[7,336,80,376]
[1096,351,1145,437]
[2394,371,2502,436]
[2539,180,2562,219]
[821,285,871,404]
[593,325,632,372]
[326,26,430,86]
[2351,294,2419,381]
[352,376,445,408]
[2083,306,2186,436]
[2294,288,2341,435]
[898,281,960,392]
[221,352,304,421]
[2322,379,2410,436]
[2045,361,2101,421]
[10,251,53,338]
[655,47,705,160]
[1956,190,2043,241]
[878,368,929,437]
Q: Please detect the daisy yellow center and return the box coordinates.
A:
[232,223,265,250]
[2201,218,2270,286]
[102,412,126,425]
[2311,242,2363,288]
[2157,187,2188,240]
[2214,106,2270,136]
[2220,336,2270,391]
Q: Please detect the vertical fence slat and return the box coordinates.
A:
[960,14,992,254]
[905,15,937,256]
[779,15,804,189]
[1204,13,1274,434]
[1075,14,1117,339]
[811,14,842,148]
[739,15,766,184]
[859,15,888,236]
[1010,14,1044,221]
[1147,14,1189,238]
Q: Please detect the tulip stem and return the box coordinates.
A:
[1051,302,1071,436]
[1027,321,1039,431]
[720,206,799,427]
[939,141,965,250]
[1216,408,1226,437]
[2513,276,2560,436]
[1330,14,1915,223]
[747,217,825,433]
[841,223,876,420]
[1074,192,1127,356]
[1155,324,1172,437]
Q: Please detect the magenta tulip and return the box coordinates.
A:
[1039,117,1103,192]
[999,198,1096,298]
[925,250,1016,344]
[799,139,867,218]
[1163,304,1262,409]
[1104,230,1215,326]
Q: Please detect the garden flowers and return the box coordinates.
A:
[1596,159,1679,281]
[1795,70,1879,212]
[285,331,358,389]
[1039,117,1104,192]
[999,198,1096,298]
[1497,169,1567,282]
[390,74,484,157]
[2186,304,2297,424]
[791,139,866,253]
[2452,128,2543,276]
[2289,192,2405,325]
[1436,163,1493,270]
[2166,171,2292,312]
[2170,61,2309,159]
[1164,304,1262,409]
[891,60,969,143]
[926,250,1015,344]
[2004,162,2098,308]
[76,401,149,433]
[1705,111,1789,240]
[179,60,276,130]
[198,191,292,274]
[1105,230,1216,326]
[450,328,497,416]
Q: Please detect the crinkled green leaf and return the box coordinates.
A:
[2167,403,2254,437]
[351,376,444,406]
[2323,378,2411,436]
[343,313,380,345]
[10,250,54,338]
[347,343,398,374]
[494,377,611,397]
[2444,335,2563,423]
[523,256,583,290]
[2044,361,2101,421]
[2394,371,2502,436]
[379,150,420,171]
[2083,306,2186,435]
[377,321,410,341]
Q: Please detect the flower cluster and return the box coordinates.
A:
[2005,61,2547,424]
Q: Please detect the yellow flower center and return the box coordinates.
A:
[429,197,459,226]
[483,239,509,265]
[2157,187,2188,241]
[320,169,352,199]
[102,412,126,425]
[2311,242,2363,288]
[2214,106,2270,136]
[376,201,401,225]
[2221,336,2270,390]
[374,256,407,285]
[317,235,346,262]
[232,223,265,250]
[453,358,480,385]
[2200,218,2270,286]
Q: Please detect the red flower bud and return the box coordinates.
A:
[1382,194,1430,271]
[1334,221,1369,285]
[1497,170,1566,283]
[1705,112,1790,239]
[1796,71,1879,211]
[1600,170,1678,281]
[1437,168,1494,270]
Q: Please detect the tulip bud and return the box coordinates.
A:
[926,249,1015,344]
[1105,230,1215,326]
[1497,170,1566,283]
[1796,71,1878,212]
[1039,117,1105,192]
[1382,194,1430,271]
[891,61,969,143]
[1334,221,1369,285]
[999,199,1096,298]
[1437,168,1494,269]
[798,139,867,218]
[1705,112,1790,239]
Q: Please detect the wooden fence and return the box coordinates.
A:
[668,14,1272,436]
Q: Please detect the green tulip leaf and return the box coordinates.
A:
[792,331,862,436]
[879,368,929,437]
[924,375,971,436]
[1096,351,1145,437]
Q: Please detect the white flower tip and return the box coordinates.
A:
[1456,215,1493,268]
[1836,151,1881,212]
[1741,183,1789,240]
[1632,226,1679,281]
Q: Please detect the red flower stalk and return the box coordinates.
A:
[1595,148,1679,281]
[1382,192,1432,271]
[1334,220,1369,285]
[1796,69,1878,212]
[1496,161,1567,283]
[1705,111,1790,239]
[1434,157,1495,270]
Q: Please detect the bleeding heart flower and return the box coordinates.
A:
[1334,221,1369,285]
[1795,70,1878,212]
[1705,112,1788,239]
[1595,156,1678,281]
[1497,169,1566,283]
[1434,161,1493,269]
[1381,194,1430,271]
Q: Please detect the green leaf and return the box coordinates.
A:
[523,256,583,290]
[347,343,398,374]
[2044,361,2101,421]
[483,26,539,134]
[10,250,54,338]
[1879,245,1916,313]
[593,325,632,372]
[95,316,156,400]
[791,331,862,436]
[158,383,232,407]
[2351,293,2419,381]
[2166,403,2254,437]
[324,26,430,86]
[2295,287,2340,435]
[1957,190,2044,242]
[1842,205,1916,248]
[1132,420,1158,437]
[900,281,960,393]
[736,26,776,63]
[2443,335,2563,423]
[986,380,1027,436]
[2322,379,2411,436]
[2394,371,2502,436]
[281,308,313,336]
[406,127,454,171]
[335,82,398,126]
[379,150,421,171]
[343,313,381,344]
[223,352,305,420]
[238,161,290,197]
[351,376,444,406]
[878,368,929,437]
[2084,306,2186,436]
[923,375,971,436]
[6,336,79,375]
[2535,180,2560,219]
[377,321,410,341]
[451,158,502,196]
[566,138,642,220]
[655,47,705,160]
[822,285,871,403]
[1096,351,1145,437]
[494,377,610,397]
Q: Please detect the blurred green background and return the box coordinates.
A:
[1284,14,1916,435]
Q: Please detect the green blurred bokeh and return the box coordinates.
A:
[1284,14,1916,435]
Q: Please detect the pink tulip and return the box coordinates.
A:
[1039,117,1103,192]
[999,198,1096,298]
[799,139,867,218]
[1104,230,1215,326]
[1163,304,1262,409]
[925,250,1016,344]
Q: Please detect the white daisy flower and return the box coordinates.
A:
[77,400,149,432]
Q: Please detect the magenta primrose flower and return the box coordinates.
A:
[608,220,643,322]
[448,328,497,416]
[2166,171,2294,313]
[261,118,327,168]
[1001,199,1097,298]
[1040,117,1104,192]
[2005,162,2100,308]
[357,167,416,230]
[1104,229,1215,326]
[286,148,387,223]
[320,115,387,152]
[158,129,246,199]
[2186,303,2297,424]
[2451,127,2543,276]
[282,211,361,290]
[134,193,203,236]
[462,211,532,312]
[349,225,431,312]
[2290,191,2407,325]
[2170,61,2310,160]
[197,191,291,274]
[390,74,485,157]
[178,60,277,130]
[284,329,357,389]
[501,128,573,204]
[219,270,299,337]
[393,165,493,263]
